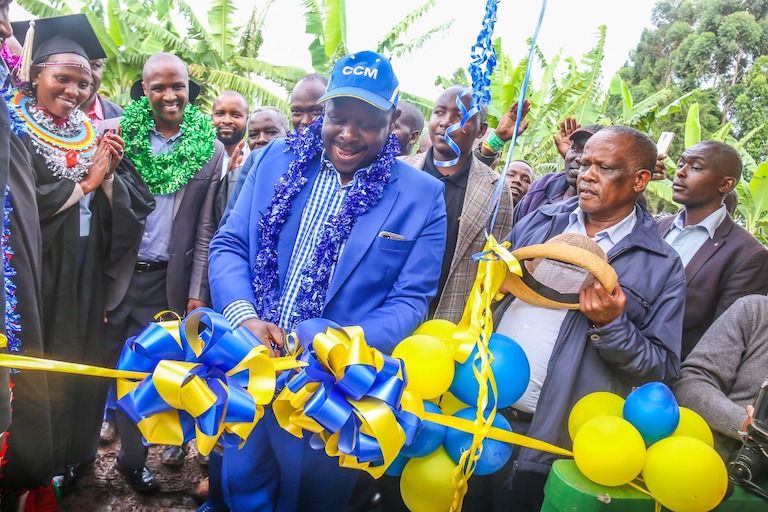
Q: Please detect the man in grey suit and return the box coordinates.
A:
[657,140,768,359]
[105,53,225,491]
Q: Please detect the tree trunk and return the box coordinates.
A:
[722,48,743,124]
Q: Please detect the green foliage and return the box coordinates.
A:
[737,163,768,245]
[302,0,452,75]
[618,0,768,163]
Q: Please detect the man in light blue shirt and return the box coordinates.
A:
[657,140,768,358]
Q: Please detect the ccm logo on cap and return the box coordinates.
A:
[342,65,378,79]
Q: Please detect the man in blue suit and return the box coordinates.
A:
[208,50,447,512]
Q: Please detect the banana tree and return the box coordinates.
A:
[302,0,453,75]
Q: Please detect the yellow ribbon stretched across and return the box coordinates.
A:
[423,412,573,457]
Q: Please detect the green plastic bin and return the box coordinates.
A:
[541,460,767,512]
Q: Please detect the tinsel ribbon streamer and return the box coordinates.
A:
[115,308,301,456]
[435,0,499,168]
[447,235,522,511]
[423,413,572,458]
[273,326,422,478]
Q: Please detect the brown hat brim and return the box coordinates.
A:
[503,243,618,309]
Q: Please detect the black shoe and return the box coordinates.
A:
[52,463,86,496]
[160,444,188,467]
[116,464,159,492]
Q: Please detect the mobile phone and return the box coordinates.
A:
[95,117,122,135]
[656,132,675,155]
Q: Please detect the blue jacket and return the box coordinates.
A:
[513,171,569,224]
[496,197,685,474]
[209,138,447,353]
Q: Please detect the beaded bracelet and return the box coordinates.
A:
[483,130,507,154]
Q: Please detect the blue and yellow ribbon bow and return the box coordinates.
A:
[273,325,422,478]
[115,308,300,455]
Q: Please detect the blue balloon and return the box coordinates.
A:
[400,401,446,458]
[623,382,680,446]
[449,333,530,409]
[443,407,513,476]
[384,453,410,476]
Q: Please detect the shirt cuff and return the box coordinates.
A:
[55,183,85,215]
[223,300,259,327]
[101,175,114,204]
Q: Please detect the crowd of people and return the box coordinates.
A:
[1,5,768,512]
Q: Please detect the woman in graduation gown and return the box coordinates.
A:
[0,118,55,503]
[7,14,154,492]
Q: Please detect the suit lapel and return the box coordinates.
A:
[172,186,186,219]
[684,215,733,282]
[452,158,490,270]
[324,170,400,304]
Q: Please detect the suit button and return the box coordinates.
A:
[590,334,600,342]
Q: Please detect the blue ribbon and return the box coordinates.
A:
[435,0,499,168]
[485,0,548,238]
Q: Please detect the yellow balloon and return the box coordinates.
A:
[413,319,457,345]
[643,436,727,512]
[400,446,456,512]
[670,407,715,448]
[568,391,625,441]
[392,335,454,399]
[573,416,646,487]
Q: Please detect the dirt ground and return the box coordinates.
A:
[60,438,208,512]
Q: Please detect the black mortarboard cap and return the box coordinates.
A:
[12,14,106,81]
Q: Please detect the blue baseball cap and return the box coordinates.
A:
[318,51,400,110]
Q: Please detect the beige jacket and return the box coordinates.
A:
[402,153,513,323]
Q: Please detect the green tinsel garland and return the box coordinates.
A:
[121,97,216,195]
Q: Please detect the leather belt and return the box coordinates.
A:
[134,260,168,273]
[500,407,535,423]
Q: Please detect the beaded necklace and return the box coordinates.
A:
[5,89,97,182]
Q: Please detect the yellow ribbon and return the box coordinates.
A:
[445,236,522,512]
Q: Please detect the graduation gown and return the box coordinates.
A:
[35,148,154,473]
[0,133,53,490]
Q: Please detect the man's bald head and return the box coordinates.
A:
[143,52,188,81]
[142,53,190,135]
[692,140,743,181]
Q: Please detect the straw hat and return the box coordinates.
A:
[503,233,618,309]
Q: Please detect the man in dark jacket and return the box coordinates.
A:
[657,141,768,359]
[466,126,686,512]
[513,122,602,223]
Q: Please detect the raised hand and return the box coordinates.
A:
[553,117,581,158]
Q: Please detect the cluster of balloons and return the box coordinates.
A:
[570,382,728,512]
[389,319,531,512]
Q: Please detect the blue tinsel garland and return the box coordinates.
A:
[2,88,26,137]
[3,186,21,367]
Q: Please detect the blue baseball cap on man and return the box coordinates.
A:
[318,50,400,110]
